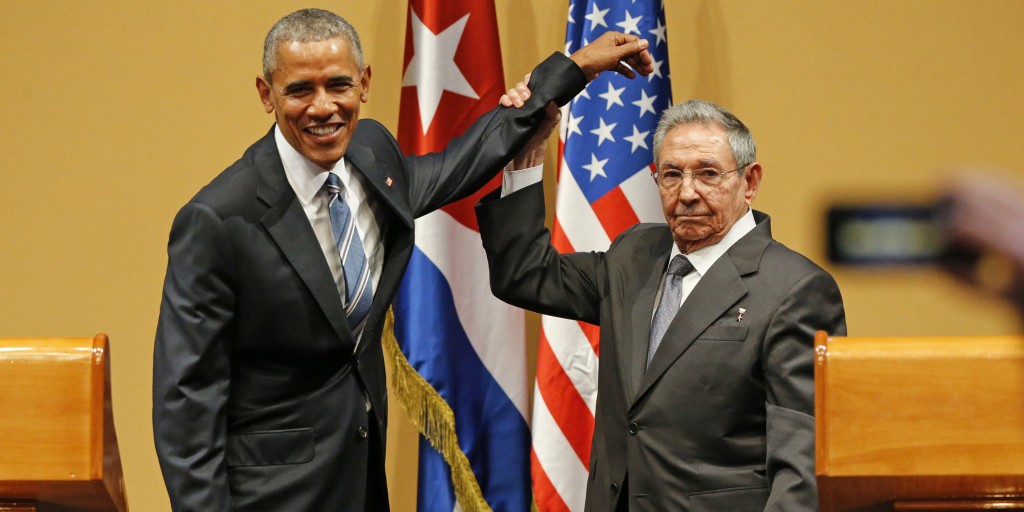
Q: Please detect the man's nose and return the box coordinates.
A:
[308,89,339,118]
[675,176,700,202]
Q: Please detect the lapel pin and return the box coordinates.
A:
[385,177,393,187]
[737,308,746,322]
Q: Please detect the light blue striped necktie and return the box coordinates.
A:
[325,172,373,338]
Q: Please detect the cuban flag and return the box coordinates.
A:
[531,1,672,511]
[392,0,530,511]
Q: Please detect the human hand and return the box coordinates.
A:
[509,101,560,170]
[570,31,653,81]
[939,171,1024,307]
[499,73,532,108]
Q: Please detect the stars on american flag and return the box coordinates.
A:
[624,125,651,153]
[615,10,643,35]
[585,5,610,31]
[598,82,626,110]
[590,118,617,146]
[564,1,672,204]
[539,4,672,510]
[632,89,658,117]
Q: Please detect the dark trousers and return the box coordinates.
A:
[365,417,390,512]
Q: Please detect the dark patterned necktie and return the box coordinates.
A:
[647,255,695,369]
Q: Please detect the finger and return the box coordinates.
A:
[607,39,650,71]
[500,95,513,107]
[515,81,531,95]
[624,59,652,76]
[613,61,636,79]
[610,32,645,49]
[624,52,654,75]
[504,87,526,107]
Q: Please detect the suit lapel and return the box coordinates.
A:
[630,213,773,410]
[253,133,355,350]
[345,141,413,231]
[343,140,414,323]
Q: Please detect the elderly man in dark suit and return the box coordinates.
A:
[477,98,846,511]
[152,7,653,512]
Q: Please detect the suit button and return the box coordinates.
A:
[610,483,619,494]
[628,422,639,435]
[351,357,360,367]
[358,426,368,439]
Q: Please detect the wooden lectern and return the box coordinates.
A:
[0,335,127,512]
[815,332,1024,511]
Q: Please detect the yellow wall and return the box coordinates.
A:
[2,1,1022,510]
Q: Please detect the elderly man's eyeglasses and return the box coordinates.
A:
[652,164,747,190]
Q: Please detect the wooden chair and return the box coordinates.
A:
[0,334,127,511]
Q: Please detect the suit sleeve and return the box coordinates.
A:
[476,182,604,324]
[153,201,235,512]
[403,52,587,217]
[762,270,846,512]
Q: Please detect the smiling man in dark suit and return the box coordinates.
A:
[478,99,846,511]
[152,8,653,512]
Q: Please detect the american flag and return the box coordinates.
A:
[392,0,531,510]
[532,1,671,511]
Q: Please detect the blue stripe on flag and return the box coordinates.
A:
[394,247,531,511]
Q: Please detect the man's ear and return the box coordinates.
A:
[256,76,275,113]
[743,162,762,205]
[360,64,372,103]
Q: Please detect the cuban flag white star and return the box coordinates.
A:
[402,11,479,134]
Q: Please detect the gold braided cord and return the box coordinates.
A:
[382,308,493,512]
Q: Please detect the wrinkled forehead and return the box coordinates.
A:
[657,123,735,167]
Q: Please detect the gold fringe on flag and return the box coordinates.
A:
[382,308,494,512]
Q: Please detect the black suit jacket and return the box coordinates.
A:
[153,53,586,512]
[477,183,846,512]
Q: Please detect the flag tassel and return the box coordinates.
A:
[383,308,494,512]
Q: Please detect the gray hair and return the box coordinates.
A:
[652,99,756,172]
[263,8,365,82]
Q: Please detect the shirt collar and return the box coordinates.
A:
[669,208,757,276]
[275,124,344,206]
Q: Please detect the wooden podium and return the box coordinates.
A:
[0,335,127,512]
[815,332,1024,511]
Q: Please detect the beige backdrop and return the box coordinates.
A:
[2,1,1023,510]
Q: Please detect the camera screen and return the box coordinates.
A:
[827,205,946,266]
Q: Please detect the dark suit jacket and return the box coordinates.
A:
[477,183,846,512]
[153,53,586,512]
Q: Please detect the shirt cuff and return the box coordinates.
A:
[501,164,544,198]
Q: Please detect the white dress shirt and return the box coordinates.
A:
[660,209,756,310]
[275,126,384,345]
